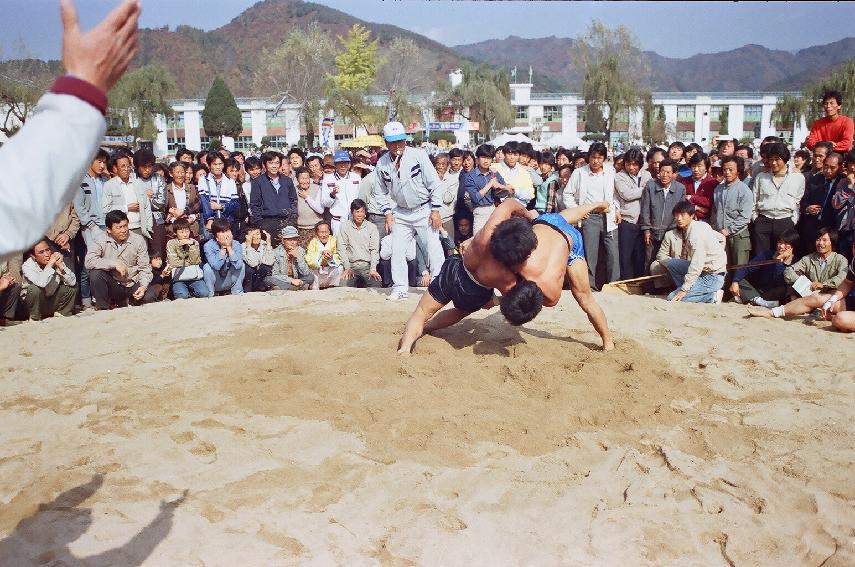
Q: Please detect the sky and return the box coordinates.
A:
[2,0,855,61]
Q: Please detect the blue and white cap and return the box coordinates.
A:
[382,121,408,142]
[333,150,351,163]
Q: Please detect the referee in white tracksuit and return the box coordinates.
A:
[372,121,446,300]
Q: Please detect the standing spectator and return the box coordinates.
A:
[321,150,362,235]
[74,149,108,309]
[614,147,651,279]
[249,151,297,242]
[266,226,314,291]
[294,167,325,249]
[202,218,244,297]
[165,162,201,239]
[199,153,241,238]
[712,155,754,271]
[242,223,275,292]
[306,155,324,184]
[793,148,813,188]
[462,144,506,233]
[717,136,736,158]
[339,199,381,288]
[494,141,536,206]
[752,142,806,255]
[166,218,208,299]
[448,148,464,174]
[372,121,446,301]
[21,239,77,320]
[730,229,799,307]
[681,153,717,221]
[84,210,152,310]
[640,159,686,271]
[434,153,459,237]
[305,220,343,289]
[241,156,263,211]
[563,142,619,288]
[102,153,152,240]
[453,209,474,247]
[533,154,561,214]
[799,152,842,256]
[805,90,854,153]
[661,201,727,304]
[226,157,251,238]
[287,148,305,173]
[133,148,167,257]
[831,150,855,260]
[175,148,194,167]
[0,261,20,326]
[645,147,665,178]
[45,201,80,271]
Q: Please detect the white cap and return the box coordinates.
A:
[382,121,408,142]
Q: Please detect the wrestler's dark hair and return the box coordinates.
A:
[500,279,544,326]
[490,217,537,267]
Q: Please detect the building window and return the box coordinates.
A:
[612,108,630,123]
[199,136,211,148]
[234,136,254,150]
[677,131,695,143]
[515,106,529,120]
[166,113,184,129]
[677,105,695,122]
[543,105,562,122]
[744,105,762,122]
[266,110,286,127]
[241,111,253,128]
[166,136,186,153]
[709,105,727,123]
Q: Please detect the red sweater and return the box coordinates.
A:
[680,173,717,220]
[806,115,854,152]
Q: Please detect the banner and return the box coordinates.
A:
[428,122,463,131]
[321,116,334,148]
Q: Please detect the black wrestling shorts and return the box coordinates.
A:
[428,255,494,313]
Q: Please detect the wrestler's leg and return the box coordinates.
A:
[398,293,454,354]
[567,259,615,350]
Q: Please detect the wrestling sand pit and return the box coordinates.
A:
[0,288,853,565]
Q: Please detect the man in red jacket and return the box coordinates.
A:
[681,153,717,221]
[805,90,854,153]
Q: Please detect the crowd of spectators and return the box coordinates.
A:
[1,91,854,333]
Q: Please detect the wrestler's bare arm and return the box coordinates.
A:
[559,202,610,224]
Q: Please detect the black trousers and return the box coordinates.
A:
[0,282,21,319]
[618,221,645,279]
[244,263,273,292]
[752,215,794,256]
[259,216,294,241]
[89,269,145,309]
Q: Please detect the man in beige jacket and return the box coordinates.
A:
[661,200,728,303]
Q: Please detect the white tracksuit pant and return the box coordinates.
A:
[390,204,445,294]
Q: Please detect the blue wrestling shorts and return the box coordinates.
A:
[533,213,586,266]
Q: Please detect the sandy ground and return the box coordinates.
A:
[0,287,853,566]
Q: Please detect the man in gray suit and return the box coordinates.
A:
[640,159,686,271]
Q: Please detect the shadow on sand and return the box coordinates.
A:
[0,474,186,567]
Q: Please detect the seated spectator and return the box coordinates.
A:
[202,218,245,297]
[166,218,208,299]
[339,199,381,288]
[145,252,171,303]
[0,261,20,326]
[681,153,717,220]
[165,162,201,239]
[305,221,343,289]
[266,226,314,291]
[640,159,686,267]
[84,210,153,310]
[730,229,799,307]
[660,201,727,303]
[21,239,77,320]
[242,224,275,292]
[453,209,474,247]
[749,237,854,324]
[648,227,684,289]
[782,228,848,294]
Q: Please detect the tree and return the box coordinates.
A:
[641,94,666,145]
[0,54,57,138]
[771,94,805,131]
[326,24,383,132]
[108,64,176,143]
[572,20,650,144]
[202,76,242,141]
[773,58,855,140]
[375,37,432,125]
[255,24,335,148]
[433,63,513,140]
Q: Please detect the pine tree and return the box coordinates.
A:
[202,76,242,141]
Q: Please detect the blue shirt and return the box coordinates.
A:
[462,168,506,208]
